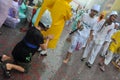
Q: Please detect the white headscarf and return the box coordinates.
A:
[40,9,52,28]
[91,4,101,12]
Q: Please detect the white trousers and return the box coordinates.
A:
[100,42,110,57]
[88,41,103,64]
[82,41,93,58]
[104,50,113,65]
[68,34,84,53]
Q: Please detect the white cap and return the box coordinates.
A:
[40,9,52,28]
[91,4,101,12]
[109,11,118,16]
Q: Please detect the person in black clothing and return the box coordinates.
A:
[0,21,53,78]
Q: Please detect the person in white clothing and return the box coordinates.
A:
[100,22,119,57]
[81,11,105,61]
[63,4,100,64]
[86,11,118,68]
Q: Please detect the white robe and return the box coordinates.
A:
[68,13,97,53]
[88,20,115,64]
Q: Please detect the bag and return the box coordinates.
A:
[75,42,82,51]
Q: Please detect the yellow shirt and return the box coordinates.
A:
[109,30,120,53]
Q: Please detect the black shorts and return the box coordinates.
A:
[12,41,37,63]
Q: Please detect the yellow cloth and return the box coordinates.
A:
[34,0,72,48]
[109,30,120,53]
[34,0,56,27]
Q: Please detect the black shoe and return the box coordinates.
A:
[1,63,11,78]
[40,54,47,56]
[86,62,92,68]
[81,58,86,61]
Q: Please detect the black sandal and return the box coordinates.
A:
[0,56,3,65]
[1,63,11,78]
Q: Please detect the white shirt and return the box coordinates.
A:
[105,28,117,42]
[77,13,98,39]
[74,13,98,45]
[94,20,115,44]
[92,19,105,35]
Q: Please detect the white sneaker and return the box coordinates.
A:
[40,50,47,56]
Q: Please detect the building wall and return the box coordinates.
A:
[110,0,120,13]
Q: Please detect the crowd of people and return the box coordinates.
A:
[0,0,120,79]
[63,3,120,73]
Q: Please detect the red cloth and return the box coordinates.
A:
[28,8,37,27]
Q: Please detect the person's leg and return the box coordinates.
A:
[99,42,109,66]
[100,50,113,72]
[104,50,113,65]
[6,63,25,72]
[87,44,102,68]
[1,54,14,62]
[100,42,110,57]
[99,56,105,66]
[63,35,77,63]
[99,42,110,66]
[1,62,25,78]
[63,52,72,63]
[81,41,93,61]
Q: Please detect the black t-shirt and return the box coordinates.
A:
[12,27,44,63]
[24,27,44,47]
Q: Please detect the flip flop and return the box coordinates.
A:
[0,56,3,64]
[1,63,11,78]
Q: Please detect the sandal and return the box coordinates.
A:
[1,63,11,78]
[0,56,3,64]
[100,66,105,72]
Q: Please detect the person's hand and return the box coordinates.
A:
[77,21,81,29]
[77,21,84,30]
[87,35,93,44]
[47,35,54,40]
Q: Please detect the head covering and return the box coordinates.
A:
[109,11,118,16]
[40,9,52,28]
[91,4,101,12]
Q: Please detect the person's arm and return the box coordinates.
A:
[40,38,50,50]
[40,35,54,50]
[89,30,94,40]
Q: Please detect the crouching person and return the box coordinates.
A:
[99,30,120,72]
[0,10,53,78]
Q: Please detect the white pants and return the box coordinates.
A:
[88,41,103,64]
[100,42,110,57]
[68,34,84,53]
[104,50,113,65]
[82,41,93,58]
